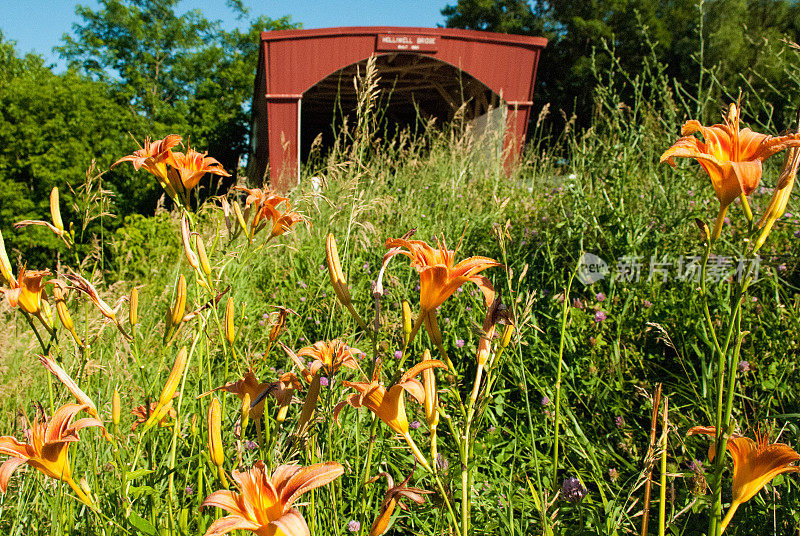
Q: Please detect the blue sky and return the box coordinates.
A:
[3,1,448,71]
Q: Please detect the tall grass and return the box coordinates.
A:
[1,28,800,536]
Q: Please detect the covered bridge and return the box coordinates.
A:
[250,26,547,191]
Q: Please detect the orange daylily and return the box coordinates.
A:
[0,403,102,506]
[382,237,500,313]
[289,340,361,383]
[2,266,50,317]
[166,147,230,195]
[280,340,360,435]
[131,400,177,431]
[201,459,343,536]
[688,425,800,533]
[368,468,432,536]
[112,135,182,198]
[379,235,501,349]
[210,370,273,421]
[661,103,800,238]
[235,187,308,239]
[334,359,447,471]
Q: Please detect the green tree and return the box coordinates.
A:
[0,31,150,265]
[57,0,299,175]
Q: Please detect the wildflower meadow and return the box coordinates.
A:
[2,15,800,536]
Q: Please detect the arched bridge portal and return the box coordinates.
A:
[251,27,547,191]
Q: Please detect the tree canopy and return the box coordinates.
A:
[442,0,800,129]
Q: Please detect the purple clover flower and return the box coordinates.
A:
[319,377,329,387]
[561,476,587,503]
[594,310,607,323]
[347,520,361,532]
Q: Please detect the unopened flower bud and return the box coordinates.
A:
[54,287,82,346]
[224,297,235,345]
[500,324,514,349]
[129,287,139,327]
[112,389,121,427]
[181,217,199,271]
[695,218,710,242]
[40,299,54,330]
[50,187,64,233]
[159,346,187,407]
[326,233,352,307]
[0,229,14,286]
[240,392,250,432]
[195,234,212,279]
[208,397,224,468]
[422,349,438,429]
[402,301,412,346]
[169,275,187,329]
[79,478,95,506]
[232,200,248,234]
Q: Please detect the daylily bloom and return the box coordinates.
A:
[246,371,303,424]
[661,103,800,238]
[688,425,800,533]
[166,147,230,199]
[289,340,361,383]
[209,370,272,421]
[112,135,182,199]
[368,468,432,536]
[281,340,361,436]
[131,400,177,431]
[234,187,308,239]
[201,459,344,536]
[0,403,102,506]
[2,266,50,317]
[334,359,447,471]
[379,235,500,348]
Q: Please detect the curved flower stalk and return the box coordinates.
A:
[201,460,344,536]
[234,187,308,241]
[368,468,432,536]
[14,187,73,247]
[378,235,500,361]
[0,403,102,508]
[688,426,800,533]
[661,103,800,239]
[39,355,103,425]
[334,359,447,472]
[325,233,369,330]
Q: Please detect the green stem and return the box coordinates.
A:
[658,397,668,536]
[552,272,575,490]
[462,363,485,536]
